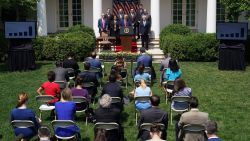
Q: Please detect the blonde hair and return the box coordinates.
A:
[61,88,72,101]
[140,79,147,89]
[16,92,28,108]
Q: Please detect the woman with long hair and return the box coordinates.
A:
[133,79,152,110]
[165,59,182,81]
[11,92,41,139]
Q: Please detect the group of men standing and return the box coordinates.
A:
[98,4,151,50]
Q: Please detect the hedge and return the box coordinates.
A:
[160,24,219,61]
[33,25,96,61]
[0,32,8,62]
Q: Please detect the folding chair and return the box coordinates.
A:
[134,96,151,125]
[163,80,174,104]
[94,122,119,131]
[89,67,103,88]
[134,80,151,88]
[170,96,190,125]
[72,96,89,125]
[144,67,151,74]
[35,95,55,120]
[140,123,165,131]
[66,68,75,87]
[180,124,206,140]
[82,82,95,105]
[51,120,77,140]
[54,81,67,90]
[121,68,128,89]
[11,120,35,139]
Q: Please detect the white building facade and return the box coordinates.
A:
[37,0,249,37]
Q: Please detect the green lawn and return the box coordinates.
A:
[0,61,250,141]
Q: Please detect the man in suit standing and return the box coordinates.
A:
[105,8,113,31]
[177,96,209,141]
[78,62,99,102]
[136,4,144,39]
[120,14,132,28]
[143,9,152,26]
[118,8,124,21]
[138,95,168,140]
[129,8,137,36]
[140,15,151,50]
[98,13,108,36]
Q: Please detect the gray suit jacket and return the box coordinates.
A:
[54,67,69,81]
[178,109,209,141]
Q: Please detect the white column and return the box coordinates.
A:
[93,0,102,37]
[37,0,47,36]
[206,0,216,33]
[151,0,160,38]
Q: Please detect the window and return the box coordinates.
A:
[59,0,69,27]
[172,0,196,27]
[216,0,226,22]
[72,0,82,25]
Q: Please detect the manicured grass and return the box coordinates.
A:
[0,61,250,141]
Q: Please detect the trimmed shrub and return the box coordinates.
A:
[33,25,96,61]
[160,33,219,61]
[160,24,219,61]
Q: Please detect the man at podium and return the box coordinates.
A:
[119,15,132,28]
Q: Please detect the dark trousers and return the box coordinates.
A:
[141,34,149,50]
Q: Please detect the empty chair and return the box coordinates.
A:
[72,96,89,125]
[170,96,190,125]
[51,120,78,140]
[163,80,174,104]
[35,95,55,120]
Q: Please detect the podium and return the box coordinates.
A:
[120,26,134,52]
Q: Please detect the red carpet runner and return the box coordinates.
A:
[115,41,137,53]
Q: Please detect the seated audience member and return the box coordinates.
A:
[88,52,103,78]
[132,79,152,111]
[172,78,192,110]
[165,59,182,81]
[134,64,151,82]
[36,71,60,105]
[38,126,51,141]
[55,88,80,138]
[94,128,107,141]
[54,61,69,82]
[11,92,41,139]
[113,56,127,78]
[177,96,209,141]
[94,94,123,141]
[102,74,123,110]
[138,96,168,140]
[71,77,90,110]
[147,124,166,141]
[78,62,99,102]
[205,120,221,141]
[63,53,80,76]
[160,53,171,84]
[110,66,123,82]
[135,47,156,80]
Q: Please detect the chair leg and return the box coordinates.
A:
[171,109,173,125]
[39,110,42,120]
[135,112,138,126]
[85,116,88,126]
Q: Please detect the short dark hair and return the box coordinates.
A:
[91,52,97,59]
[140,47,146,53]
[47,71,55,82]
[169,59,179,72]
[55,61,62,67]
[150,124,162,133]
[205,120,218,135]
[84,62,91,70]
[75,77,83,86]
[138,64,145,74]
[150,95,160,106]
[189,96,199,108]
[109,74,117,82]
[38,126,50,138]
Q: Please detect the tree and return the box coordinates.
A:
[221,0,250,20]
[0,0,37,21]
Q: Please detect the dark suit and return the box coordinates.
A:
[102,82,123,110]
[136,9,144,38]
[140,20,151,50]
[63,58,80,76]
[78,71,99,101]
[118,14,124,21]
[88,58,103,78]
[119,19,132,27]
[129,13,137,35]
[138,107,168,140]
[98,18,108,34]
[105,13,113,30]
[110,19,120,37]
[54,67,69,82]
[95,107,123,141]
